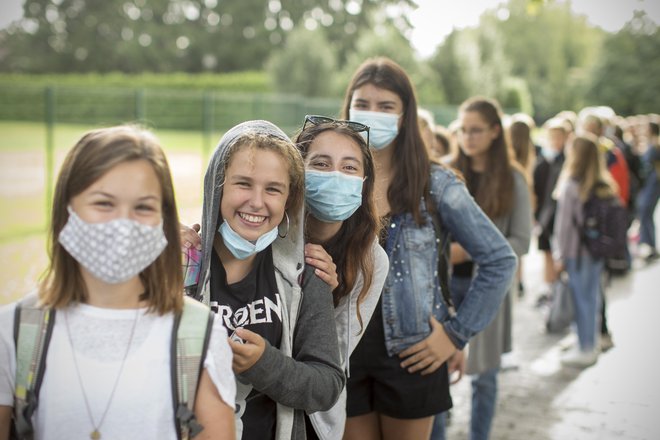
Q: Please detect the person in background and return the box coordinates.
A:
[553,134,618,368]
[533,117,569,303]
[340,57,517,440]
[507,112,537,298]
[190,120,345,440]
[418,107,444,161]
[293,116,389,440]
[434,125,453,158]
[0,126,236,440]
[432,97,532,440]
[637,119,660,261]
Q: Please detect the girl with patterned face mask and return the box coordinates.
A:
[189,120,345,440]
[0,126,236,440]
[293,117,389,440]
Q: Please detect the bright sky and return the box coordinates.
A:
[1,0,659,58]
[409,0,660,57]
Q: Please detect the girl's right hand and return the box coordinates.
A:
[304,243,338,290]
[181,223,202,250]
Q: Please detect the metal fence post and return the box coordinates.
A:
[45,86,55,215]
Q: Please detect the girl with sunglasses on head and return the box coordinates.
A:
[0,126,236,440]
[432,97,532,440]
[293,116,389,440]
[339,57,517,440]
[184,120,344,440]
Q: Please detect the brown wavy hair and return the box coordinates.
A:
[294,123,380,332]
[558,134,618,201]
[451,97,521,219]
[340,57,431,224]
[40,125,183,314]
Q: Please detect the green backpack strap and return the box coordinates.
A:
[171,296,214,440]
[13,294,56,440]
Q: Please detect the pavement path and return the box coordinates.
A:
[444,212,660,439]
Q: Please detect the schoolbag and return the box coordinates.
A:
[11,295,214,440]
[578,189,628,259]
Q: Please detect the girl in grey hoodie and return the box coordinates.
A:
[190,120,345,440]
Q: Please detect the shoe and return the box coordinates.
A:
[645,250,660,262]
[560,347,598,368]
[600,333,614,352]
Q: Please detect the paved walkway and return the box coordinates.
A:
[444,215,660,439]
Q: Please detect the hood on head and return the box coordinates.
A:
[195,120,304,301]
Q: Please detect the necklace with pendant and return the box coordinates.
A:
[65,306,140,440]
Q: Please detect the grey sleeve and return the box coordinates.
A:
[239,266,345,412]
[506,173,533,257]
[552,180,581,260]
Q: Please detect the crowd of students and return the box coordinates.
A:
[0,56,658,440]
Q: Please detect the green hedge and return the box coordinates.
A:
[0,84,343,132]
[0,71,271,92]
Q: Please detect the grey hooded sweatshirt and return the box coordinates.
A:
[193,120,345,440]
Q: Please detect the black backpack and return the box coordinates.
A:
[579,188,628,259]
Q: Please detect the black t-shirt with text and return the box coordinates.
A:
[210,246,282,440]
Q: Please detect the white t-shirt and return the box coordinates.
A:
[0,299,236,440]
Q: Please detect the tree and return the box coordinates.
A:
[266,27,337,97]
[0,0,414,73]
[586,12,660,115]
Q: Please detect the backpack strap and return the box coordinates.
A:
[171,296,214,440]
[13,294,56,440]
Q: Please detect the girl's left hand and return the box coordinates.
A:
[398,317,457,375]
[304,243,338,290]
[228,327,266,374]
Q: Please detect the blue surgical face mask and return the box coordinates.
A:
[349,109,400,150]
[218,220,278,260]
[305,170,364,222]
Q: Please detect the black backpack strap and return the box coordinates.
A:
[171,297,215,440]
[12,295,56,440]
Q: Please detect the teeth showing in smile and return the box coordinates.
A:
[239,212,266,224]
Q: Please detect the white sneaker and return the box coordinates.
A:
[560,347,599,368]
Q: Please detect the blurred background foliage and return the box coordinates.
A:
[0,0,658,121]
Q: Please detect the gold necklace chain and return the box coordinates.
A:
[64,306,140,440]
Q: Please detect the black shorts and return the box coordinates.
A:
[346,301,452,419]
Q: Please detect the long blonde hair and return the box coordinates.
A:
[40,125,183,314]
[557,134,618,201]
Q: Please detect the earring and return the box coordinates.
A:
[278,211,290,238]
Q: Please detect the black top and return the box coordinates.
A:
[210,246,281,440]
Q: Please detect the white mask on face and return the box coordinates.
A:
[58,207,168,284]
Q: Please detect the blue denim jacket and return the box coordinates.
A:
[381,165,517,356]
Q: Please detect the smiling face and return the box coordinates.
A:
[305,130,365,178]
[220,146,290,242]
[457,110,500,161]
[69,159,163,226]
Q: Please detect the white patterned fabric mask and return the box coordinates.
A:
[58,207,168,284]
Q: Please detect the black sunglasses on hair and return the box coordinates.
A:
[303,115,370,147]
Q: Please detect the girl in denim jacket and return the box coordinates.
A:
[340,57,518,440]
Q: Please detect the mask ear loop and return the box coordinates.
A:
[278,211,290,238]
